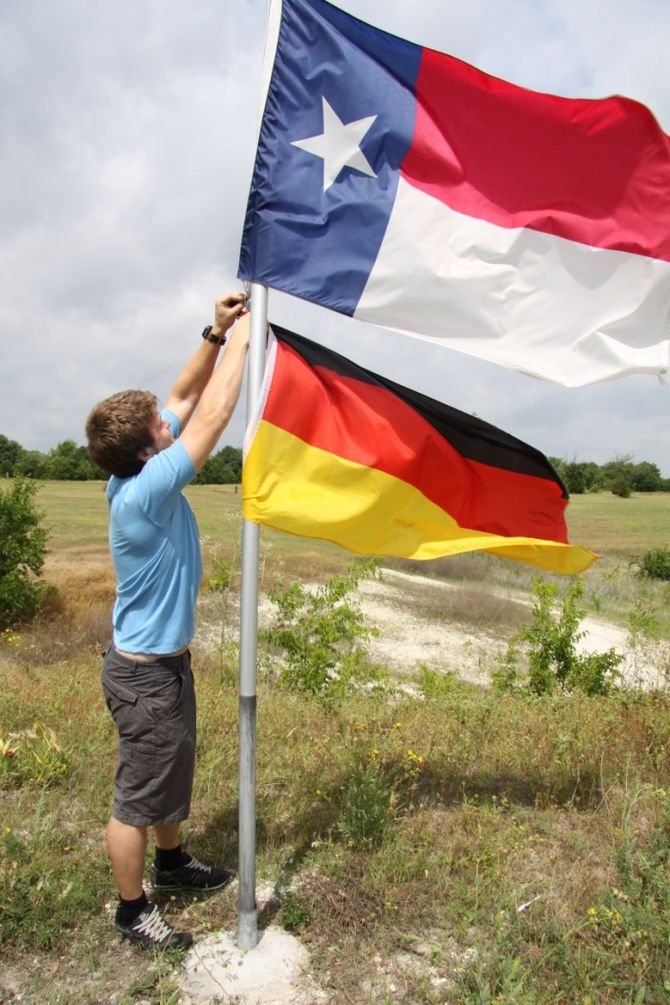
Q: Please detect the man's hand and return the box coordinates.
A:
[212,293,246,338]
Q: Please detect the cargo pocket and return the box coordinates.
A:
[102,675,151,738]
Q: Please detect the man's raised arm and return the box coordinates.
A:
[165,293,246,430]
[178,311,251,472]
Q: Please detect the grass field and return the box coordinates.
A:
[564,491,670,560]
[38,481,670,563]
[39,481,670,635]
[1,483,669,1004]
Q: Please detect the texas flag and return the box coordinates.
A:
[238,0,670,387]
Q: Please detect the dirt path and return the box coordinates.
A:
[354,568,669,691]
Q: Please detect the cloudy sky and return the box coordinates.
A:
[2,0,669,473]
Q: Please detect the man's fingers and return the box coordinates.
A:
[218,292,245,309]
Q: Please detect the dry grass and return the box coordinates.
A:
[38,565,115,655]
[1,485,669,1003]
[565,491,670,558]
[390,552,495,582]
[379,570,530,631]
[2,612,669,1003]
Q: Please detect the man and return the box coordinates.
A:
[86,294,250,950]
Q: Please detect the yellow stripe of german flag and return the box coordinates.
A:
[244,419,595,574]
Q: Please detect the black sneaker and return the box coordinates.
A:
[115,902,193,950]
[150,854,234,892]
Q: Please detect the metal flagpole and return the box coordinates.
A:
[237,281,268,950]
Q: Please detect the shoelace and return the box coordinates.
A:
[135,906,172,943]
[185,856,211,874]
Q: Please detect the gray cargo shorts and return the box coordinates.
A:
[102,646,196,827]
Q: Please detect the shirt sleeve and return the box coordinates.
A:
[162,407,181,438]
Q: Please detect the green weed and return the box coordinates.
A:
[493,577,623,696]
[338,760,395,847]
[0,801,104,950]
[280,890,312,932]
[118,965,182,1005]
[0,723,70,788]
[417,663,460,700]
[262,559,387,698]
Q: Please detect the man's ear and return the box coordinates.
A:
[137,446,155,463]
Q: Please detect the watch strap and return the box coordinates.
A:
[201,325,227,345]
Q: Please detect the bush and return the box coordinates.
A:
[637,546,670,582]
[493,577,623,696]
[0,478,49,629]
[262,560,385,699]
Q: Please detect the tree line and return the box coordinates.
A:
[0,433,667,495]
[548,456,669,497]
[0,435,242,485]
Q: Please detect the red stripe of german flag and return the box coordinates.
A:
[243,326,596,573]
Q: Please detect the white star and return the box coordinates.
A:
[291,98,377,192]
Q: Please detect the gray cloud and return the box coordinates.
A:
[1,0,668,474]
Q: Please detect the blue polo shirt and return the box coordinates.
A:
[106,409,201,654]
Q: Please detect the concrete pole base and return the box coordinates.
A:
[237,909,258,950]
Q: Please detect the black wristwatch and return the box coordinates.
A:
[201,325,227,346]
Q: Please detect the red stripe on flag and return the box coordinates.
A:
[263,340,568,543]
[402,47,670,261]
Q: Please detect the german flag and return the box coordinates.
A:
[243,326,596,574]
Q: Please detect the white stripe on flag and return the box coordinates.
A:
[355,177,670,386]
